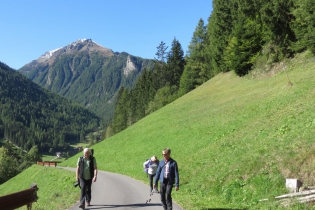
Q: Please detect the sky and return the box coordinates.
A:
[0,1,212,70]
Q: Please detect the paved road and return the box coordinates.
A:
[60,167,183,210]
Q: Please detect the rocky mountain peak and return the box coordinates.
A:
[37,38,113,63]
[18,39,154,123]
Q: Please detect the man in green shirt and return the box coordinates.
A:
[76,148,97,209]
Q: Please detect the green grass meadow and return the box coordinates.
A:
[0,165,79,210]
[1,52,315,209]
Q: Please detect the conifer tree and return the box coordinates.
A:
[133,75,146,121]
[154,41,168,88]
[179,18,208,94]
[18,145,42,171]
[291,0,315,54]
[259,0,295,60]
[128,89,138,124]
[155,41,168,63]
[206,0,233,75]
[224,0,263,76]
[0,143,20,184]
[166,38,185,88]
[112,87,128,134]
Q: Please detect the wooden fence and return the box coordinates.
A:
[0,183,38,210]
[36,161,58,167]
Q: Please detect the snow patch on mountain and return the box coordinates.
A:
[39,39,104,60]
[68,38,103,48]
[34,38,113,65]
[69,38,87,47]
[40,47,62,59]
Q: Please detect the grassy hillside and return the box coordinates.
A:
[1,52,315,209]
[0,165,79,210]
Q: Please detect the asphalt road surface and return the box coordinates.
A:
[60,167,183,210]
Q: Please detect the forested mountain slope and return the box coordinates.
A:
[18,39,154,124]
[0,61,100,152]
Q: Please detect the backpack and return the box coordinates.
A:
[90,149,94,158]
[144,158,151,173]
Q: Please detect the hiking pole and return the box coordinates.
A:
[146,189,154,204]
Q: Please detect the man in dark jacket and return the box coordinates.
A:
[154,148,179,210]
[76,148,97,209]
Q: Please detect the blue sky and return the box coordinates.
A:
[0,1,212,70]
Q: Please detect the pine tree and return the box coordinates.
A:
[179,18,208,94]
[224,0,263,76]
[133,74,147,121]
[112,87,129,134]
[128,89,138,124]
[155,41,168,62]
[18,145,42,171]
[0,144,20,184]
[260,0,295,61]
[206,0,233,75]
[154,41,168,88]
[291,0,315,54]
[166,38,185,88]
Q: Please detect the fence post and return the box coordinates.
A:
[0,183,39,210]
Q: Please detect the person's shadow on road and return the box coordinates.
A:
[84,203,162,209]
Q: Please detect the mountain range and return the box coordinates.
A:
[19,39,154,124]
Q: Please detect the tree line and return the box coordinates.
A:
[0,141,42,184]
[110,38,185,134]
[110,0,315,134]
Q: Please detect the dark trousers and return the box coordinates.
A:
[79,178,92,205]
[148,173,158,192]
[160,179,173,210]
